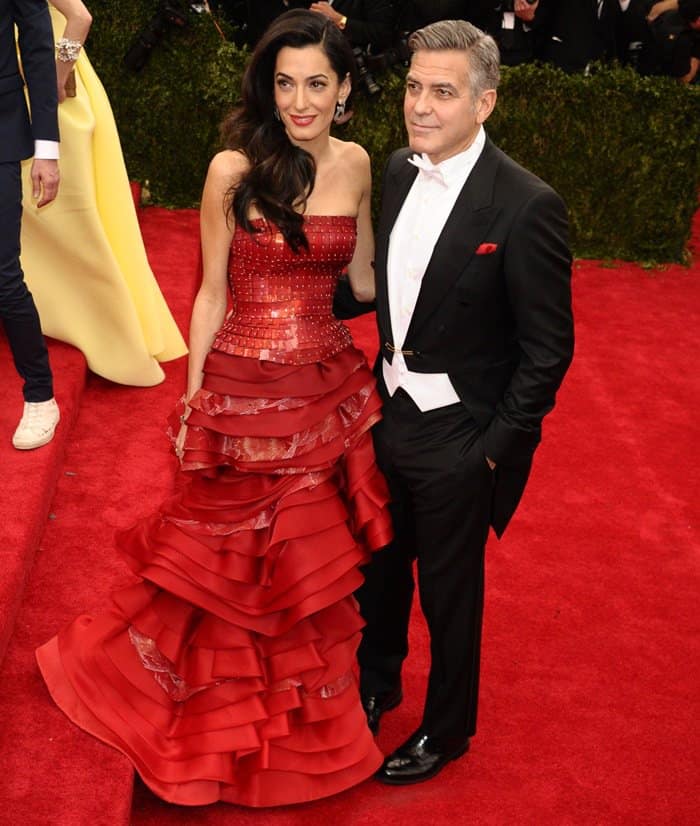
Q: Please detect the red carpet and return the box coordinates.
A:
[0,336,86,665]
[0,207,697,825]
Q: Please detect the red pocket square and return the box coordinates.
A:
[475,242,498,255]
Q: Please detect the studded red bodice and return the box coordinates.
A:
[212,215,357,365]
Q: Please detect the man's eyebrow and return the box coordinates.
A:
[406,75,458,92]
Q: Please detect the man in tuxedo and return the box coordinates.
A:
[538,0,633,72]
[469,0,551,66]
[1,0,61,449]
[356,19,574,784]
[309,1,397,50]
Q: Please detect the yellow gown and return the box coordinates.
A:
[19,7,187,386]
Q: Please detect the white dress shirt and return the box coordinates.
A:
[383,126,486,412]
[35,140,59,159]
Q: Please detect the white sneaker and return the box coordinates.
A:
[12,398,60,450]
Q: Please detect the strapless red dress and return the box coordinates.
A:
[36,216,392,807]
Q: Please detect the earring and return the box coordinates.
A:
[273,106,281,121]
[334,99,346,122]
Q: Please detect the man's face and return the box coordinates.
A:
[403,49,496,165]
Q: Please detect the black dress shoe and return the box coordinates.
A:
[361,683,402,734]
[375,730,470,785]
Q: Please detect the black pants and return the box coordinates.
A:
[357,386,493,742]
[0,161,53,402]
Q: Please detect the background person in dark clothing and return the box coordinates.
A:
[395,0,471,32]
[538,0,633,73]
[243,1,287,45]
[469,0,551,66]
[309,0,397,49]
[615,0,699,79]
[646,0,700,80]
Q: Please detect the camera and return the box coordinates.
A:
[366,32,411,73]
[124,1,195,72]
[351,32,412,98]
[352,47,382,96]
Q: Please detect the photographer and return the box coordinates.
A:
[244,1,287,44]
[645,0,700,81]
[308,1,397,51]
[538,0,633,73]
[395,1,471,31]
[469,1,549,66]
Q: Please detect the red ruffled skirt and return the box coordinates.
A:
[36,345,392,807]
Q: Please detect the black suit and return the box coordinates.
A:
[357,136,574,742]
[329,0,397,50]
[469,0,553,66]
[1,0,57,402]
[538,0,622,72]
[245,1,396,51]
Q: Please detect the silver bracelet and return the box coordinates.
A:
[56,37,82,62]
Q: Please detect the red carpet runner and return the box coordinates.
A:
[0,207,697,825]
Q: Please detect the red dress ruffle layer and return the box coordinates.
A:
[37,345,392,807]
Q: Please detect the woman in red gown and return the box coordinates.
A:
[36,10,392,807]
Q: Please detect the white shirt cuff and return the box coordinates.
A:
[34,140,60,160]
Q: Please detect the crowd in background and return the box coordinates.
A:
[210,1,700,84]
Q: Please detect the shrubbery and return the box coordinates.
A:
[88,2,700,263]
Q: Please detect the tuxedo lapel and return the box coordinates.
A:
[404,139,502,341]
[375,150,418,347]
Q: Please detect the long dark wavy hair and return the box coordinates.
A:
[221,10,357,252]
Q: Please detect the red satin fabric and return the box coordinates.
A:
[36,216,392,807]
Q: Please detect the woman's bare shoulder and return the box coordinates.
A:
[333,138,371,170]
[208,149,250,183]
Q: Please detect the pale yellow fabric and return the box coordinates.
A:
[19,8,187,386]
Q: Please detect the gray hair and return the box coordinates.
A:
[408,20,501,100]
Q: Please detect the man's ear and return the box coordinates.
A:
[476,89,497,124]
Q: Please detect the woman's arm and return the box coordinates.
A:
[345,146,375,303]
[49,0,92,102]
[184,151,244,405]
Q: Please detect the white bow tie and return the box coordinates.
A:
[408,154,447,186]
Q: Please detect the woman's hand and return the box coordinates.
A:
[175,404,190,460]
[56,64,73,103]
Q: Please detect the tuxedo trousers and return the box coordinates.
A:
[0,161,53,402]
[357,386,493,742]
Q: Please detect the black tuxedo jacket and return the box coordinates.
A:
[537,0,622,71]
[1,0,59,162]
[331,0,397,50]
[468,0,553,65]
[375,137,574,535]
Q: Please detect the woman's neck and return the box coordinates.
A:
[290,133,334,165]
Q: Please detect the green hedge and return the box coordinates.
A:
[87,2,700,263]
